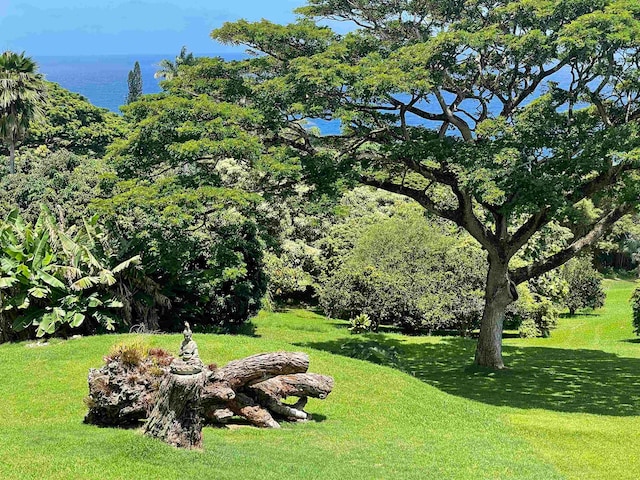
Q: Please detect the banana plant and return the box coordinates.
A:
[0,207,140,339]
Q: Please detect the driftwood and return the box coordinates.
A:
[200,352,325,427]
[84,323,334,449]
[247,373,334,421]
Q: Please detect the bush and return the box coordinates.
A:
[0,149,109,225]
[107,339,150,367]
[349,313,373,334]
[319,207,486,335]
[631,287,640,336]
[96,180,267,331]
[561,256,606,315]
[0,208,138,342]
[264,240,320,303]
[508,285,559,338]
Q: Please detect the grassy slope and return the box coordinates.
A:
[504,279,640,480]
[0,280,637,479]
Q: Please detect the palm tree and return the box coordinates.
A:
[0,51,47,174]
[154,46,196,81]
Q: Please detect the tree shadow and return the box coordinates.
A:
[559,312,599,318]
[298,335,640,416]
[193,321,261,338]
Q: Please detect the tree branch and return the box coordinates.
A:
[359,176,461,223]
[511,203,634,284]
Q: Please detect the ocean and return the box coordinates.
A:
[35,54,570,136]
[35,53,340,134]
[35,53,246,113]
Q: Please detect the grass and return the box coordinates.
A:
[0,279,637,479]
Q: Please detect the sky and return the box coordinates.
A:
[0,0,306,56]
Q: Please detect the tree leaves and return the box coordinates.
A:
[0,207,138,338]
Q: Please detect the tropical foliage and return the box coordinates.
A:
[320,205,486,335]
[26,82,127,157]
[0,149,110,224]
[154,46,196,81]
[0,51,47,174]
[212,0,640,367]
[0,208,139,342]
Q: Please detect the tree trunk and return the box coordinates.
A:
[475,260,515,369]
[247,373,334,422]
[0,312,9,344]
[143,371,206,449]
[210,351,310,389]
[8,141,15,175]
[227,392,280,428]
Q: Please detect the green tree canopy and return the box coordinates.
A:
[26,82,127,157]
[154,46,197,81]
[212,0,640,368]
[126,61,142,105]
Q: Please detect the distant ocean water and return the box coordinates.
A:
[35,53,246,113]
[35,54,571,137]
[35,53,341,134]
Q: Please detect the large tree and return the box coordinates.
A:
[212,0,640,368]
[0,51,47,174]
[126,61,143,105]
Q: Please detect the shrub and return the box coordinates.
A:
[508,285,559,338]
[0,149,109,225]
[518,318,540,339]
[349,313,373,334]
[264,240,319,303]
[631,288,640,336]
[319,207,486,334]
[96,180,267,331]
[107,340,150,367]
[561,256,606,315]
[0,207,138,342]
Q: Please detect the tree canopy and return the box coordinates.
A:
[212,0,640,367]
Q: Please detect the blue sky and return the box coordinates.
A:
[0,0,306,56]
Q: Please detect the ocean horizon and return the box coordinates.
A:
[35,53,247,113]
[35,53,571,137]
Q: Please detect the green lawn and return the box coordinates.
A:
[0,280,637,479]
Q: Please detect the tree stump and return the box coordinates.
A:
[142,370,206,449]
[142,322,206,449]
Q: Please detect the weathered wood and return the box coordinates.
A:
[201,382,236,402]
[211,351,310,389]
[143,371,206,449]
[247,373,334,421]
[227,392,280,428]
[142,322,207,448]
[248,373,334,400]
[84,350,172,428]
[203,405,234,424]
[85,336,335,443]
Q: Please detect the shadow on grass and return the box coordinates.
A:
[298,335,640,416]
[559,312,599,318]
[208,412,327,429]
